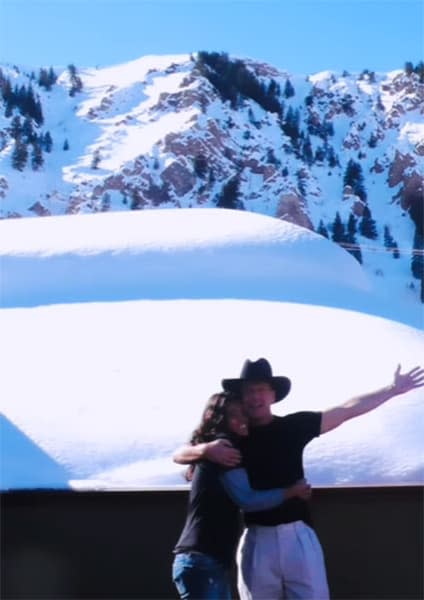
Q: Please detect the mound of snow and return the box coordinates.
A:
[1,208,423,491]
[1,299,423,490]
[1,207,373,310]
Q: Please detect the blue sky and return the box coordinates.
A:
[0,0,423,74]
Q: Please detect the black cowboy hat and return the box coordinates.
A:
[222,358,291,403]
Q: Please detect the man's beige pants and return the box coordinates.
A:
[236,520,330,599]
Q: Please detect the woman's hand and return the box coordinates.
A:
[204,439,242,467]
[285,478,312,501]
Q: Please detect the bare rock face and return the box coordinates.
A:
[415,141,424,157]
[394,172,424,211]
[161,160,195,196]
[388,150,424,210]
[29,201,51,216]
[342,186,366,217]
[275,193,314,230]
[388,151,416,188]
[370,159,385,174]
[343,134,361,151]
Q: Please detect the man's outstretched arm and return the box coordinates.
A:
[321,364,424,434]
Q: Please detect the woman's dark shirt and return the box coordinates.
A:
[173,459,242,568]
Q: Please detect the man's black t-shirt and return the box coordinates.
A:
[239,411,321,527]
[173,460,242,568]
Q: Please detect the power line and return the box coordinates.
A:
[336,241,424,256]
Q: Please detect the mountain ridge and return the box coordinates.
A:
[0,52,423,307]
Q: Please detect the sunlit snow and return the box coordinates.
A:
[1,208,423,490]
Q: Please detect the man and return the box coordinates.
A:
[182,358,424,599]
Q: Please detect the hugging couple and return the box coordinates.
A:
[171,357,424,600]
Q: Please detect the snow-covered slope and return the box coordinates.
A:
[1,208,423,490]
[1,53,423,310]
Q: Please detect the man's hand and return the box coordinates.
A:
[204,439,242,467]
[321,363,424,434]
[392,364,424,395]
[285,478,312,501]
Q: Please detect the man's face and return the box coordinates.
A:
[242,381,275,425]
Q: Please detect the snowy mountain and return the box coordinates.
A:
[0,53,423,307]
[1,208,423,490]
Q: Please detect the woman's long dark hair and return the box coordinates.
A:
[190,391,240,444]
[185,391,241,481]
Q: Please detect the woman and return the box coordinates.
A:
[172,391,311,599]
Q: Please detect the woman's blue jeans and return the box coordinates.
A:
[172,552,232,599]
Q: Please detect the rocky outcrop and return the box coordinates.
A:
[275,193,314,230]
[29,201,51,216]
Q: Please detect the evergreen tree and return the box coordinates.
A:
[326,146,338,168]
[267,79,280,98]
[266,148,279,166]
[343,158,367,201]
[368,133,378,148]
[323,120,334,139]
[1,76,13,105]
[317,220,329,238]
[346,214,362,264]
[11,139,28,171]
[216,175,244,210]
[48,66,58,87]
[193,153,208,178]
[91,149,101,169]
[43,131,53,152]
[384,225,395,249]
[314,146,325,163]
[68,64,83,96]
[25,85,37,119]
[10,115,22,139]
[31,141,44,170]
[359,205,378,239]
[341,94,354,115]
[5,98,14,118]
[38,68,51,90]
[130,189,143,210]
[101,192,111,212]
[404,61,414,75]
[33,97,44,126]
[375,94,385,111]
[22,117,35,143]
[282,107,300,144]
[302,136,313,165]
[331,212,346,243]
[347,213,357,238]
[283,79,295,98]
[414,61,424,83]
[296,170,307,196]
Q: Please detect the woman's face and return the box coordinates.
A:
[225,401,248,437]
